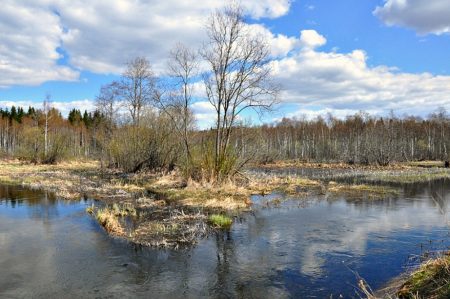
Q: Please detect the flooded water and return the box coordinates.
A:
[1,180,450,298]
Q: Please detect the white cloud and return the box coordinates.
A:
[190,101,216,129]
[0,0,292,84]
[270,29,450,118]
[277,107,382,122]
[0,1,292,86]
[374,0,450,35]
[248,24,299,57]
[0,0,79,87]
[299,30,326,49]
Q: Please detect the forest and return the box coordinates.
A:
[1,102,448,170]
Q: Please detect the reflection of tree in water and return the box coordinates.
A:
[0,184,60,222]
[28,191,60,224]
[429,179,450,215]
[211,230,238,297]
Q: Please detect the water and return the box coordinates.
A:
[1,180,450,298]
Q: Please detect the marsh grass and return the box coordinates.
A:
[95,208,124,235]
[208,214,233,229]
[405,161,446,168]
[396,253,450,299]
[86,204,94,214]
[365,170,450,184]
[327,182,400,199]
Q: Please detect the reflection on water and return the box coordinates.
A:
[1,181,450,298]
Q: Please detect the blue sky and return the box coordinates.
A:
[1,0,450,127]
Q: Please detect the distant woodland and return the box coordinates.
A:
[1,104,448,167]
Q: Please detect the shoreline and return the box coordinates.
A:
[1,159,449,248]
[0,159,409,247]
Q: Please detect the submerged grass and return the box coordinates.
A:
[397,254,450,299]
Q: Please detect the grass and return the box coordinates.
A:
[327,181,400,199]
[246,174,322,195]
[95,207,124,235]
[208,214,233,229]
[110,203,137,217]
[88,203,137,235]
[86,204,94,214]
[404,160,446,168]
[397,254,450,299]
[255,159,410,170]
[365,169,450,184]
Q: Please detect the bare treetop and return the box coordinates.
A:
[120,57,156,126]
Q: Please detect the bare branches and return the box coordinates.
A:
[95,81,121,127]
[119,57,156,126]
[200,3,279,181]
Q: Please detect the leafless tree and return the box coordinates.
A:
[156,43,198,174]
[43,93,52,157]
[120,57,155,126]
[95,81,121,129]
[201,3,279,180]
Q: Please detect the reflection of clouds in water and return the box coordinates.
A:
[241,196,450,278]
[300,199,450,276]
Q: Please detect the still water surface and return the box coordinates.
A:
[1,180,450,298]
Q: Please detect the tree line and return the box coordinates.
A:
[253,109,450,165]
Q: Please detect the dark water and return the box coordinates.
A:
[1,181,450,298]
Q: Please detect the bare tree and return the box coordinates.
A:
[120,57,155,126]
[201,3,279,180]
[96,81,121,129]
[156,43,198,174]
[43,93,52,157]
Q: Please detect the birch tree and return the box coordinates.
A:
[43,93,52,157]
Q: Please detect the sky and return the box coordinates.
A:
[1,0,450,128]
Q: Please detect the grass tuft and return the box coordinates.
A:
[95,207,124,235]
[208,214,233,229]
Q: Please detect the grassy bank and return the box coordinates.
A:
[373,253,450,299]
[396,253,450,299]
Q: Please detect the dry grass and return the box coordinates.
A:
[256,159,411,170]
[95,208,125,235]
[327,181,400,199]
[365,169,450,184]
[404,161,446,168]
[246,174,322,195]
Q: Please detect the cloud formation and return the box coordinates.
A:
[270,30,450,118]
[374,0,450,35]
[0,1,79,87]
[0,0,292,86]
